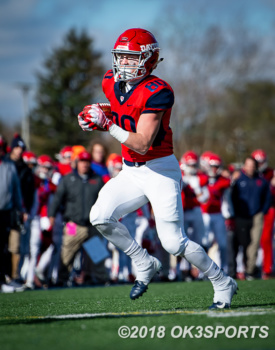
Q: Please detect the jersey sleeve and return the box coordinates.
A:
[102,70,114,99]
[142,88,174,113]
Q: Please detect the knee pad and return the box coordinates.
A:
[161,237,186,256]
[155,218,188,256]
[90,203,110,226]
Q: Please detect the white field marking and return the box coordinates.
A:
[1,308,275,321]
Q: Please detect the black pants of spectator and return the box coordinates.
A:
[0,210,12,283]
[227,217,252,278]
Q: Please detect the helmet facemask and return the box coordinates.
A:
[112,48,157,83]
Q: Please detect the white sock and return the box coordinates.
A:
[124,240,152,272]
[182,240,227,285]
[95,222,152,275]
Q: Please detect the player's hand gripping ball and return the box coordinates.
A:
[78,103,113,132]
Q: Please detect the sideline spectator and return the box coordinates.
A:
[251,149,275,279]
[87,140,110,183]
[6,134,35,283]
[0,136,24,292]
[48,151,107,285]
[19,151,37,281]
[230,156,271,280]
[71,145,86,169]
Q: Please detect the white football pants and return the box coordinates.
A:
[90,154,188,256]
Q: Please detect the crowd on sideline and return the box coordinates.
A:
[0,133,274,293]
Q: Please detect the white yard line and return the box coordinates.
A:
[1,307,275,321]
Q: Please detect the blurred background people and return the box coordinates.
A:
[200,152,231,271]
[0,136,24,292]
[178,150,209,281]
[230,156,271,280]
[6,134,35,287]
[48,150,108,286]
[55,145,73,176]
[87,140,110,183]
[23,155,60,290]
[251,149,275,279]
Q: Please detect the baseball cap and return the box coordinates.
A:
[78,151,92,162]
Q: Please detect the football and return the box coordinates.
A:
[98,103,113,120]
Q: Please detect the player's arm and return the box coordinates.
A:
[124,112,164,155]
[78,103,164,154]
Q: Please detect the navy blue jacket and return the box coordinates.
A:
[231,170,271,218]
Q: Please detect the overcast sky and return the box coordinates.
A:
[1,0,275,128]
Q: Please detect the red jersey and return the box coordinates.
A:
[102,70,174,162]
[201,175,230,214]
[262,167,275,207]
[56,162,72,176]
[34,176,57,217]
[181,172,208,210]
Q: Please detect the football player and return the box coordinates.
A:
[55,146,73,176]
[77,28,237,308]
[200,152,231,270]
[251,149,275,279]
[24,155,60,289]
[178,151,209,280]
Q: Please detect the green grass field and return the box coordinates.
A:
[0,280,274,350]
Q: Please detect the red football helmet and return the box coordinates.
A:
[60,146,72,159]
[37,155,54,168]
[55,146,72,164]
[251,149,267,171]
[200,151,222,176]
[180,151,199,175]
[209,153,222,167]
[36,155,54,179]
[200,151,214,173]
[112,28,161,82]
[22,151,37,165]
[107,153,123,178]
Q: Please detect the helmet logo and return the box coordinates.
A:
[140,43,158,51]
[121,37,128,41]
[120,96,124,102]
[116,45,129,50]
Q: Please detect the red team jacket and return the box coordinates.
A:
[102,70,174,162]
[201,175,231,214]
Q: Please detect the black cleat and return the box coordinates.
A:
[130,281,148,300]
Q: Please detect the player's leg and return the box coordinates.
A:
[90,169,148,251]
[246,212,263,277]
[145,155,238,308]
[90,168,162,298]
[211,213,227,270]
[192,207,206,247]
[25,216,41,289]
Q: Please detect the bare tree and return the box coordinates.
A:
[153,3,275,162]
